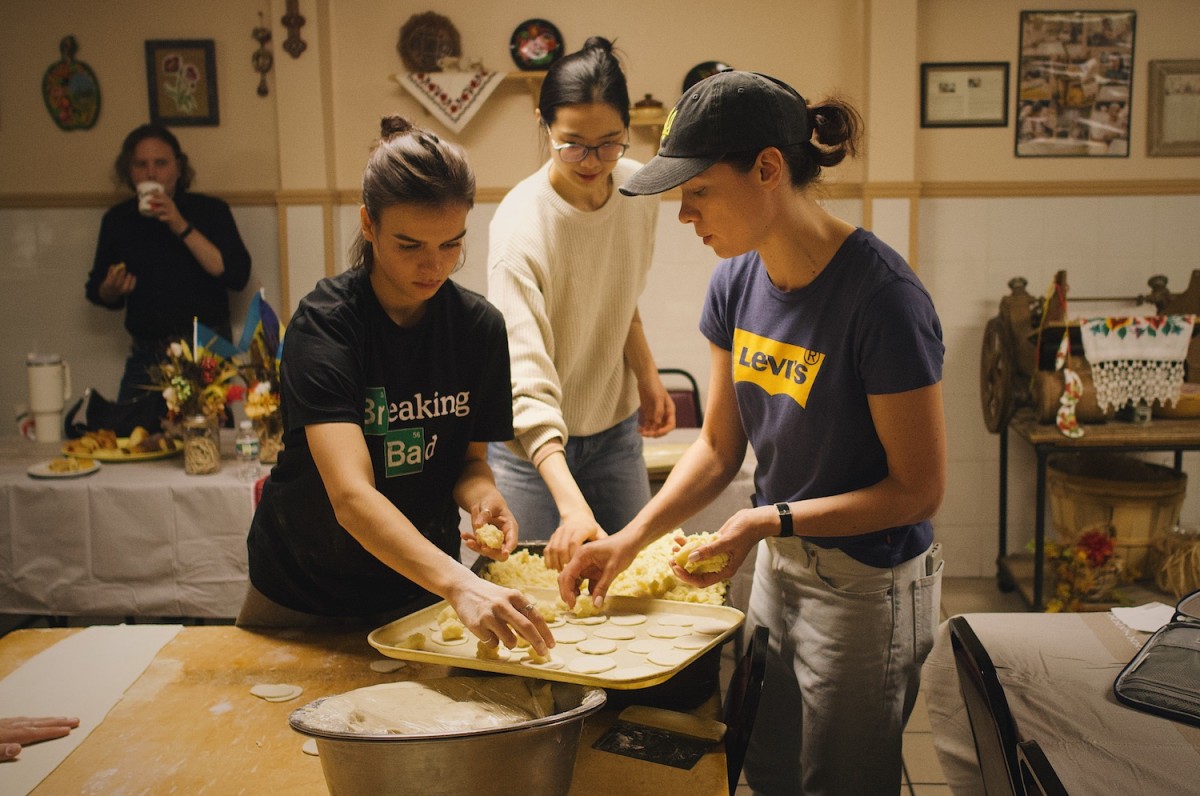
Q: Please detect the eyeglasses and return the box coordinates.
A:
[549,137,629,163]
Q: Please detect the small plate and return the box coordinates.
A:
[509,19,564,71]
[28,457,101,479]
[683,61,734,93]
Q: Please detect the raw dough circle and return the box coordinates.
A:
[250,683,303,702]
[301,738,320,756]
[567,655,617,674]
[369,659,407,673]
[553,626,587,644]
[647,648,693,668]
[647,626,688,639]
[433,633,468,646]
[566,615,606,625]
[673,634,711,650]
[521,656,565,670]
[627,638,673,656]
[608,613,647,626]
[576,638,618,655]
[611,664,663,681]
[593,625,637,641]
[655,615,694,627]
[690,618,730,635]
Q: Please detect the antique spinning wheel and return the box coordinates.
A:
[980,316,1017,433]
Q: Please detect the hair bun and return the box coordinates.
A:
[582,36,613,53]
[380,115,414,138]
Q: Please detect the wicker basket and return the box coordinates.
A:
[1048,454,1187,579]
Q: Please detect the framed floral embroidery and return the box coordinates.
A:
[145,39,219,126]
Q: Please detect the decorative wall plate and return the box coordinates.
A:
[509,19,564,71]
[397,12,461,73]
[682,61,734,93]
[43,35,100,130]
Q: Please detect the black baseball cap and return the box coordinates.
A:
[620,71,811,196]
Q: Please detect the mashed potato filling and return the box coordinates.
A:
[481,534,727,605]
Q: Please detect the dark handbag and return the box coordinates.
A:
[64,387,167,438]
[1113,589,1200,728]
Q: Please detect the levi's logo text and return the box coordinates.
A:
[732,329,825,407]
[363,387,471,477]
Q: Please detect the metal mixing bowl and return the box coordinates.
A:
[289,678,606,796]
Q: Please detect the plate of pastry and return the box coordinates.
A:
[28,456,101,479]
[62,427,181,462]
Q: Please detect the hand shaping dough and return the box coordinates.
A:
[475,522,504,550]
[673,533,731,574]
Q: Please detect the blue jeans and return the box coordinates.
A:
[743,538,943,796]
[488,414,651,540]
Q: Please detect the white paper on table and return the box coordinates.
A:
[0,624,181,796]
[1110,602,1176,633]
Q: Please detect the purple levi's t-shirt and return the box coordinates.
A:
[699,228,944,568]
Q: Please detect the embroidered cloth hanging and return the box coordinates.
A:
[1078,315,1196,412]
[393,68,503,133]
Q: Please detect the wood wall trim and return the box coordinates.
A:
[921,180,1200,198]
[3,180,1197,210]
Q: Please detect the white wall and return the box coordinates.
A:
[0,205,280,425]
[920,193,1200,576]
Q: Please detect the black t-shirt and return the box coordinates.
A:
[247,268,513,615]
[85,191,252,342]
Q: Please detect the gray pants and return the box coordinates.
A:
[744,538,943,796]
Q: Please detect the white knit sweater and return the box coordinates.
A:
[487,159,659,460]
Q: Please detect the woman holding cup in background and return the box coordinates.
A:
[85,124,251,401]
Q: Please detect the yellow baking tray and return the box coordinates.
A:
[368,587,743,690]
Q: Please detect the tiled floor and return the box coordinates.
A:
[730,577,1028,795]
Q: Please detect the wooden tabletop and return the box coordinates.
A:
[1009,409,1200,448]
[0,626,727,796]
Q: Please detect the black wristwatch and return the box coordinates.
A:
[775,502,793,537]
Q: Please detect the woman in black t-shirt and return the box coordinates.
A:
[240,117,554,659]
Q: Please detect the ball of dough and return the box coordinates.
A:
[474,523,504,550]
[673,534,731,574]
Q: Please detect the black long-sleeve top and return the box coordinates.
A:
[85,190,252,342]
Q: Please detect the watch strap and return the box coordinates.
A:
[775,502,793,538]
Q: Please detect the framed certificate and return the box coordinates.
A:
[1148,59,1200,157]
[920,62,1009,128]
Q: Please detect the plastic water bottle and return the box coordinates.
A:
[235,420,260,482]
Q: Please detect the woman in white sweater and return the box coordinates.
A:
[487,37,674,570]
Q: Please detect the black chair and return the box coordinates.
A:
[659,367,704,428]
[722,625,768,795]
[1017,739,1070,796]
[949,616,1022,796]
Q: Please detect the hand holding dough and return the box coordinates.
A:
[673,533,730,575]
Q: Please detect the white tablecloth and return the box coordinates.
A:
[1,428,759,621]
[0,435,255,618]
[923,611,1200,795]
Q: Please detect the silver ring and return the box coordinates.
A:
[521,601,537,614]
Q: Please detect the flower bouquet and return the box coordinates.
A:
[1040,525,1127,612]
[147,337,238,474]
[234,292,285,463]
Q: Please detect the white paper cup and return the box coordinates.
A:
[137,181,164,216]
